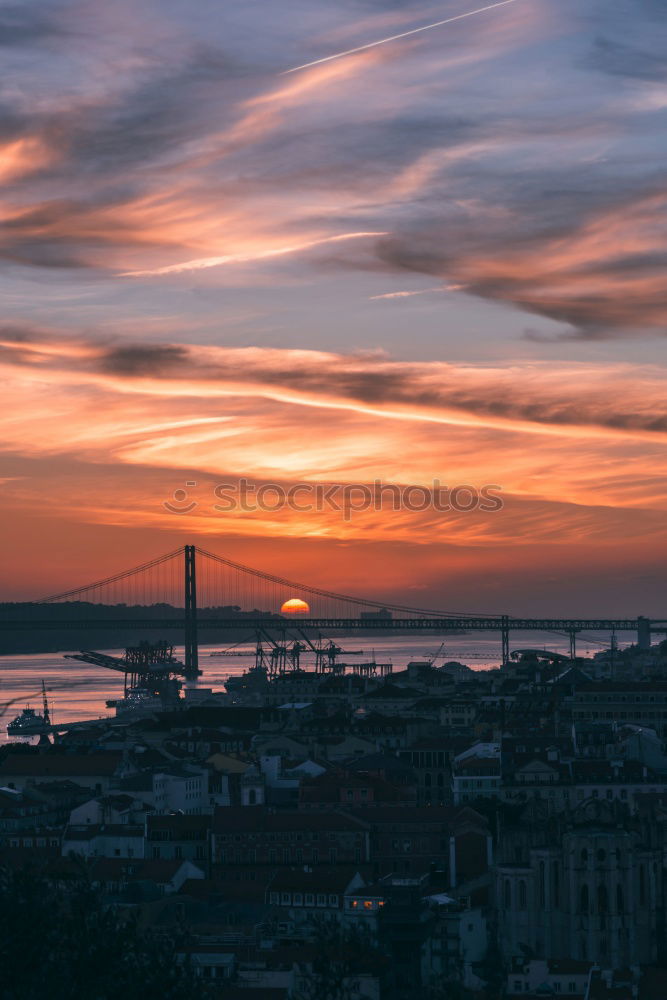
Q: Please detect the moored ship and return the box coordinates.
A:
[7,680,52,735]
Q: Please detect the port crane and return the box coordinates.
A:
[66,640,189,704]
[252,630,369,677]
[41,680,51,726]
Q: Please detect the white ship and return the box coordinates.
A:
[7,681,52,735]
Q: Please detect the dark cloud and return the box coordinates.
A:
[90,339,667,435]
[586,36,667,81]
[4,327,667,435]
[0,3,69,47]
[0,324,38,342]
[100,344,189,376]
[366,169,667,340]
[63,46,239,173]
[248,115,476,187]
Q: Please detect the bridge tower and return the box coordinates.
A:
[184,544,199,678]
[501,615,510,667]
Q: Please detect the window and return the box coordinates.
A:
[504,879,511,909]
[518,880,527,910]
[580,884,589,914]
[328,894,338,907]
[553,861,560,908]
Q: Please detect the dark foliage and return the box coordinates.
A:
[0,864,209,1000]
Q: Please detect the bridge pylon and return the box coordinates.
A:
[184,544,199,678]
[501,615,510,667]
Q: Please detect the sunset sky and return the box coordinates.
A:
[2,0,667,614]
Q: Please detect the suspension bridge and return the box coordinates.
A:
[0,545,662,675]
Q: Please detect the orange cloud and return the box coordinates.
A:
[1,333,667,562]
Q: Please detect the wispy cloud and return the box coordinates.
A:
[121,232,389,277]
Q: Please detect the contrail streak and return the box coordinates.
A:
[121,231,387,277]
[283,0,523,74]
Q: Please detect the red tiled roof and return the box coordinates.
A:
[220,990,287,1000]
[267,866,362,894]
[64,824,143,840]
[212,806,367,833]
[0,753,122,778]
[90,857,201,882]
[147,814,212,833]
[347,805,485,830]
[179,876,273,901]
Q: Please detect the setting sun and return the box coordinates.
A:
[280,597,311,614]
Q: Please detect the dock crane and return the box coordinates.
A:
[66,640,187,706]
[41,680,51,726]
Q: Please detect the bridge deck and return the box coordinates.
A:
[0,616,652,631]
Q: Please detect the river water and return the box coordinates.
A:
[0,632,617,741]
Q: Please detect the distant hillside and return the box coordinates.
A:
[0,602,283,654]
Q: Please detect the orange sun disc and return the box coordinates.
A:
[280,598,310,614]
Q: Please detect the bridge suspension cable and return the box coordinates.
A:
[36,547,184,603]
[195,545,504,619]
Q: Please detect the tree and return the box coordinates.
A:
[291,917,388,1000]
[0,863,210,1000]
